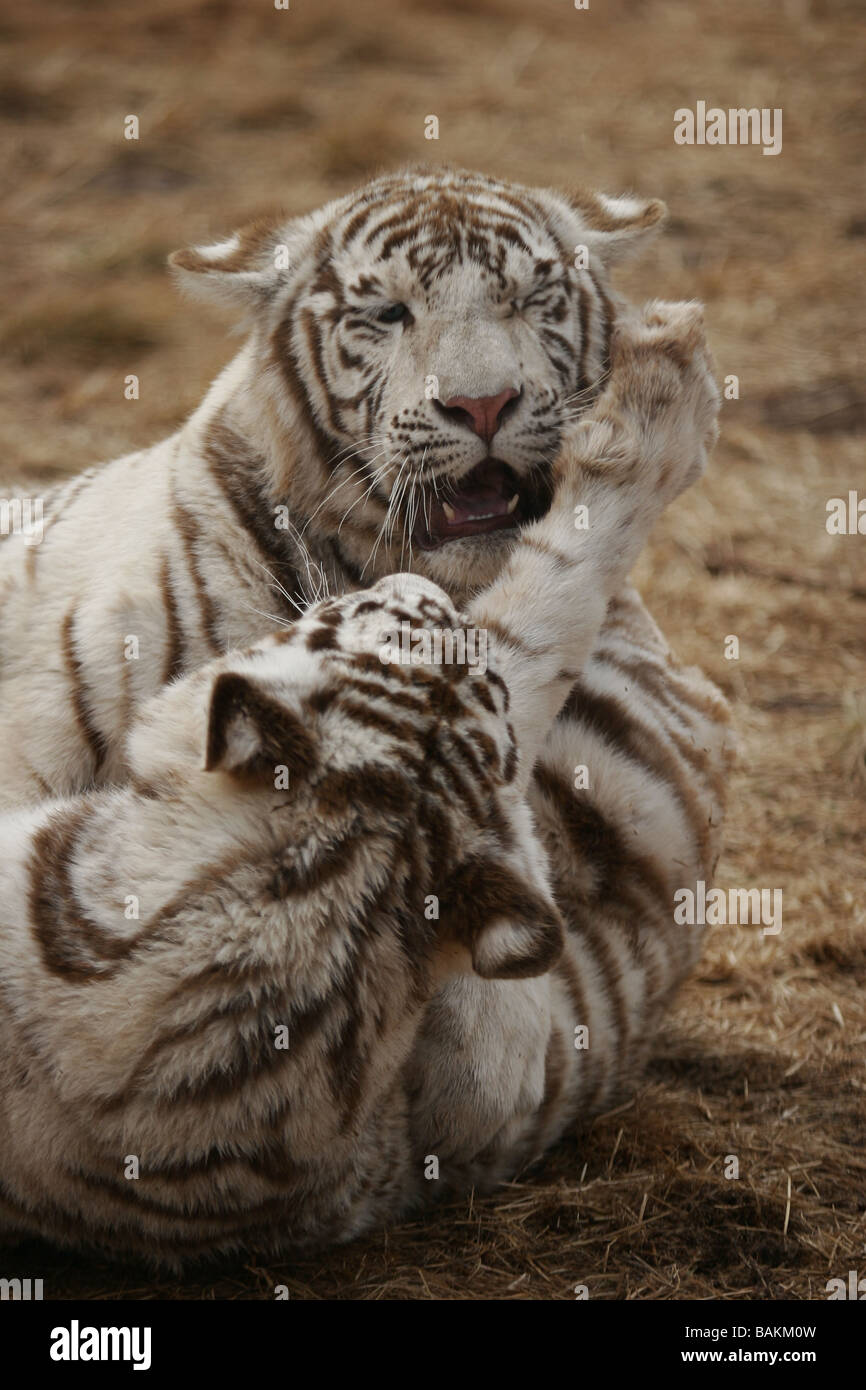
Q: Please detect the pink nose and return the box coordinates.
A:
[441,387,519,442]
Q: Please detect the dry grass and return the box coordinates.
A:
[1,0,864,1299]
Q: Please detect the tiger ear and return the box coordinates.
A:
[442,860,564,981]
[204,670,316,781]
[169,213,305,309]
[545,187,667,268]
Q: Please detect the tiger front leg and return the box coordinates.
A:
[466,297,721,777]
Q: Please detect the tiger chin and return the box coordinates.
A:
[0,168,734,1262]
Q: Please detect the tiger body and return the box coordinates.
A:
[0,168,733,1260]
[0,561,570,1258]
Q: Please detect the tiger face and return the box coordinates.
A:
[172,166,666,595]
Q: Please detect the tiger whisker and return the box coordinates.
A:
[236,598,297,632]
[337,453,395,534]
[267,515,331,607]
[300,451,388,536]
[323,433,383,469]
[363,451,409,579]
[247,557,307,616]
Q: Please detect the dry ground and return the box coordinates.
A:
[0,0,864,1299]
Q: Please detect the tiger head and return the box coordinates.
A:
[171,166,665,598]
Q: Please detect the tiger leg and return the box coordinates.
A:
[406,588,733,1193]
[527,584,735,1138]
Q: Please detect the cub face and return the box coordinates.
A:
[128,573,564,989]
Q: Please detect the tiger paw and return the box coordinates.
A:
[554,299,720,510]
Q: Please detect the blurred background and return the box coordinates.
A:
[1,0,864,1299]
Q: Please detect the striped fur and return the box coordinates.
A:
[0,169,733,1260]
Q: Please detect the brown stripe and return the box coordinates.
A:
[537,771,676,1037]
[159,555,185,683]
[202,409,304,615]
[29,805,129,981]
[569,189,664,234]
[334,694,421,745]
[24,760,52,797]
[443,722,497,790]
[532,766,638,1053]
[586,266,615,379]
[532,1023,570,1150]
[39,468,98,550]
[328,534,366,587]
[270,252,350,473]
[595,652,729,814]
[115,979,292,1105]
[300,307,344,438]
[61,607,108,773]
[313,764,420,822]
[597,644,729,725]
[575,277,591,394]
[306,623,339,651]
[484,668,510,709]
[465,724,500,775]
[570,911,632,1092]
[67,1162,305,1225]
[595,648,701,733]
[518,533,574,571]
[172,496,222,653]
[422,736,486,825]
[560,679,711,864]
[484,615,551,658]
[502,736,518,784]
[554,948,607,1112]
[339,676,431,716]
[533,762,668,909]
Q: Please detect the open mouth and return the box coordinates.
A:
[412,458,552,551]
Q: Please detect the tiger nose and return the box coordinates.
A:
[440,387,520,442]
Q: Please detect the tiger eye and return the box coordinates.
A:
[377,302,408,324]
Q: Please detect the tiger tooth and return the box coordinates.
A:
[442,501,457,522]
[506,493,519,513]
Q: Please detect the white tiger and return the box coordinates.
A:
[0,166,733,1260]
